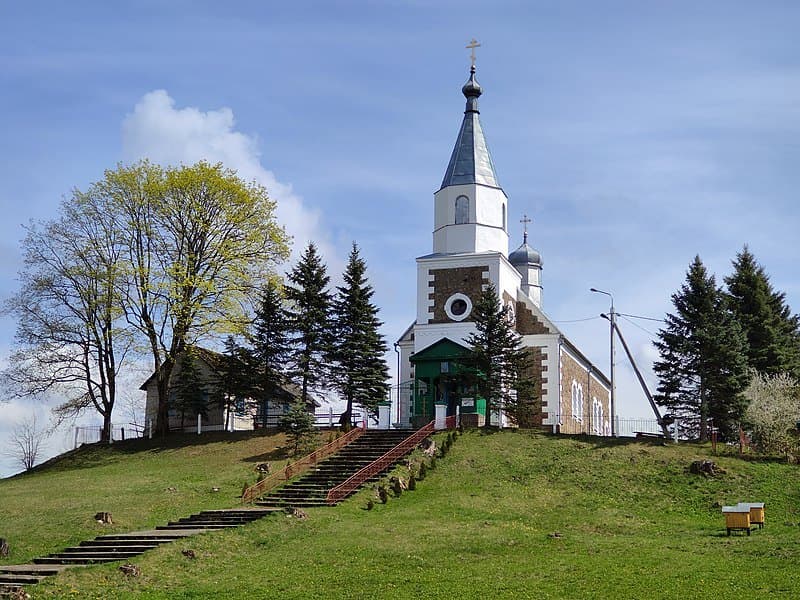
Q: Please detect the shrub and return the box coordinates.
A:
[744,371,800,458]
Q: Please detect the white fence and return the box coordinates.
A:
[73,424,143,448]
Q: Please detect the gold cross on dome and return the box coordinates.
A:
[466,38,481,67]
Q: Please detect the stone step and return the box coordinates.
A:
[63,544,157,554]
[256,500,330,507]
[95,530,201,540]
[0,565,68,576]
[34,555,135,565]
[0,574,42,585]
[82,538,171,547]
[156,524,237,530]
[176,517,253,524]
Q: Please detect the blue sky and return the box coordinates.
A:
[1,1,799,475]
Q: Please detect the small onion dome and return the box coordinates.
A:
[462,65,483,99]
[509,241,542,267]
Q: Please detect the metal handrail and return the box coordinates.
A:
[241,424,365,504]
[325,416,456,505]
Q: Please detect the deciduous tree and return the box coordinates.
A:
[4,415,49,472]
[743,371,800,458]
[104,161,289,436]
[3,192,131,442]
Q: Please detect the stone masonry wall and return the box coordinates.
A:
[429,266,488,323]
[558,347,610,435]
[516,301,551,335]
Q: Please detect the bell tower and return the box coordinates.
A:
[432,63,509,256]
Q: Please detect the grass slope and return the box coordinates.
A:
[4,430,800,598]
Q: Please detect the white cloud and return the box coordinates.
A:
[121,90,340,270]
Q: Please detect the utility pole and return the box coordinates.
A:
[591,288,615,436]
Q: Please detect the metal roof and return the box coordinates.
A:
[440,66,500,190]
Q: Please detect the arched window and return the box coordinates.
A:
[455,195,469,224]
[571,380,584,422]
[592,397,603,435]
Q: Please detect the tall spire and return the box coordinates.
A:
[440,61,500,190]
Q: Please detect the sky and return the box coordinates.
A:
[1,1,799,476]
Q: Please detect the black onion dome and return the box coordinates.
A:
[462,65,483,99]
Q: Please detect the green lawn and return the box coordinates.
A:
[3,430,800,598]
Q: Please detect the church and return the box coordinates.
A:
[395,58,611,435]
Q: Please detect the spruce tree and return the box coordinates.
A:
[654,256,750,441]
[724,246,800,377]
[464,283,536,429]
[330,244,390,428]
[219,335,254,431]
[278,398,317,455]
[250,280,292,427]
[285,243,333,407]
[171,346,210,429]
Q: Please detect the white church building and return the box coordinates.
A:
[396,62,611,434]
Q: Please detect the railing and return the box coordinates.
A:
[73,424,142,447]
[325,416,457,505]
[241,424,366,504]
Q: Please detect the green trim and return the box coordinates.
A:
[411,338,483,421]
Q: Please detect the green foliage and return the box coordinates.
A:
[725,246,800,378]
[330,243,390,427]
[654,256,750,441]
[170,347,212,425]
[3,188,132,442]
[249,280,292,426]
[744,371,800,458]
[278,399,317,455]
[8,161,291,437]
[285,242,333,407]
[464,282,537,428]
[217,335,254,430]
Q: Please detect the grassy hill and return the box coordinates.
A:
[2,430,800,598]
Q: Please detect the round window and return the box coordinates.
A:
[450,298,468,316]
[444,293,472,322]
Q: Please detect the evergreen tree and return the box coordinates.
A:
[278,398,317,454]
[654,256,750,441]
[724,246,800,377]
[171,347,210,429]
[250,280,292,427]
[330,244,390,428]
[464,283,536,429]
[218,335,253,431]
[285,243,333,407]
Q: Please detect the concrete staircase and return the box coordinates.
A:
[256,429,415,507]
[0,508,277,592]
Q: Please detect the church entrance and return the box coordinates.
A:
[409,338,480,428]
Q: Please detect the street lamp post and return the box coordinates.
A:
[590,288,615,437]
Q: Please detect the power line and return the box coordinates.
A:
[619,314,659,339]
[617,312,665,323]
[552,316,602,323]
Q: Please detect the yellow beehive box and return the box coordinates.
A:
[738,502,765,528]
[722,506,751,535]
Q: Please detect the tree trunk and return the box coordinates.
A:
[101,410,113,444]
[699,380,708,442]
